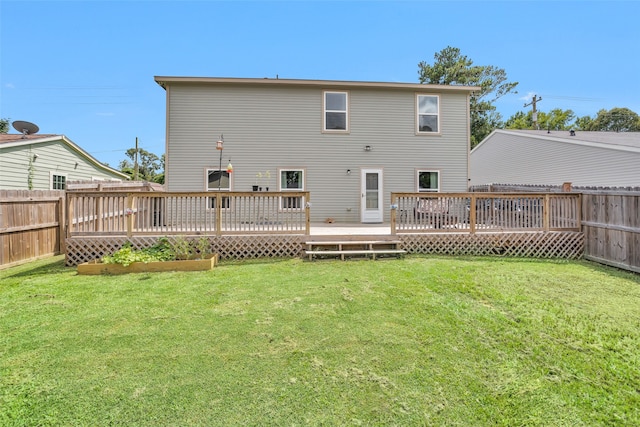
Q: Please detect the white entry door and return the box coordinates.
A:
[361,169,383,223]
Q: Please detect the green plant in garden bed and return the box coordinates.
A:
[102,237,211,266]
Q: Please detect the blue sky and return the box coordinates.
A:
[1,0,639,168]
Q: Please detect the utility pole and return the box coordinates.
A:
[134,137,139,181]
[524,95,542,129]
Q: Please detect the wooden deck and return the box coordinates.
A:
[64,192,584,266]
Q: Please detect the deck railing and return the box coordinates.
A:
[66,191,580,237]
[391,193,581,234]
[66,191,311,237]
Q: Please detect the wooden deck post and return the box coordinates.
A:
[215,194,222,236]
[469,193,477,234]
[305,194,311,235]
[126,194,135,238]
[66,193,73,238]
[95,197,102,233]
[543,194,550,231]
[390,193,397,235]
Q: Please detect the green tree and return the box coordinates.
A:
[119,148,163,182]
[0,118,10,134]
[504,111,531,129]
[505,108,576,131]
[574,115,594,131]
[153,154,165,185]
[418,46,518,147]
[580,108,640,132]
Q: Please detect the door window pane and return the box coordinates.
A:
[366,173,379,209]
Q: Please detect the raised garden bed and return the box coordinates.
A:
[77,254,218,275]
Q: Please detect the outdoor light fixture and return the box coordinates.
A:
[347,169,351,175]
[32,153,39,161]
[364,145,372,152]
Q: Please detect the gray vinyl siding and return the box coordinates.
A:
[165,82,471,222]
[470,132,640,187]
[0,140,123,190]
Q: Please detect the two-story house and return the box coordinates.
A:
[154,76,477,223]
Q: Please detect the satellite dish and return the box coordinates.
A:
[12,120,40,138]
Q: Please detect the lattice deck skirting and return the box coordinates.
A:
[65,231,583,266]
[399,231,584,259]
[65,235,306,266]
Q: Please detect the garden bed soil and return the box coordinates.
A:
[77,254,218,275]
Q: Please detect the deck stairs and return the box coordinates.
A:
[304,236,406,261]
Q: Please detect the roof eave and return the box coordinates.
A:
[153,76,480,93]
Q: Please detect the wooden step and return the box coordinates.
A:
[305,239,405,261]
[305,249,406,261]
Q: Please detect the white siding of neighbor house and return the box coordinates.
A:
[163,81,472,223]
[0,140,123,190]
[470,130,640,187]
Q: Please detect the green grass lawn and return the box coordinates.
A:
[1,255,639,426]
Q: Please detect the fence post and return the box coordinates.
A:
[58,195,65,254]
[577,193,582,231]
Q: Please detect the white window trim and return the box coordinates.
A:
[415,94,441,135]
[322,90,350,133]
[278,168,306,211]
[416,169,441,192]
[50,171,68,190]
[205,168,232,210]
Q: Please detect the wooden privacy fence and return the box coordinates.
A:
[66,191,311,237]
[582,191,640,273]
[471,184,640,274]
[0,190,65,267]
[391,193,581,233]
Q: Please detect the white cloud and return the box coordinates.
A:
[519,92,537,102]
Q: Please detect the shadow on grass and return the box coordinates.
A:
[0,255,70,279]
[574,258,640,280]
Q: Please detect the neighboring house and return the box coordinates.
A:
[155,76,478,223]
[470,129,640,188]
[0,134,129,190]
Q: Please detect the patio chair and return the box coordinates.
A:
[414,198,448,228]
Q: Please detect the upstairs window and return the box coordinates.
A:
[323,91,349,132]
[417,170,440,192]
[416,94,440,134]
